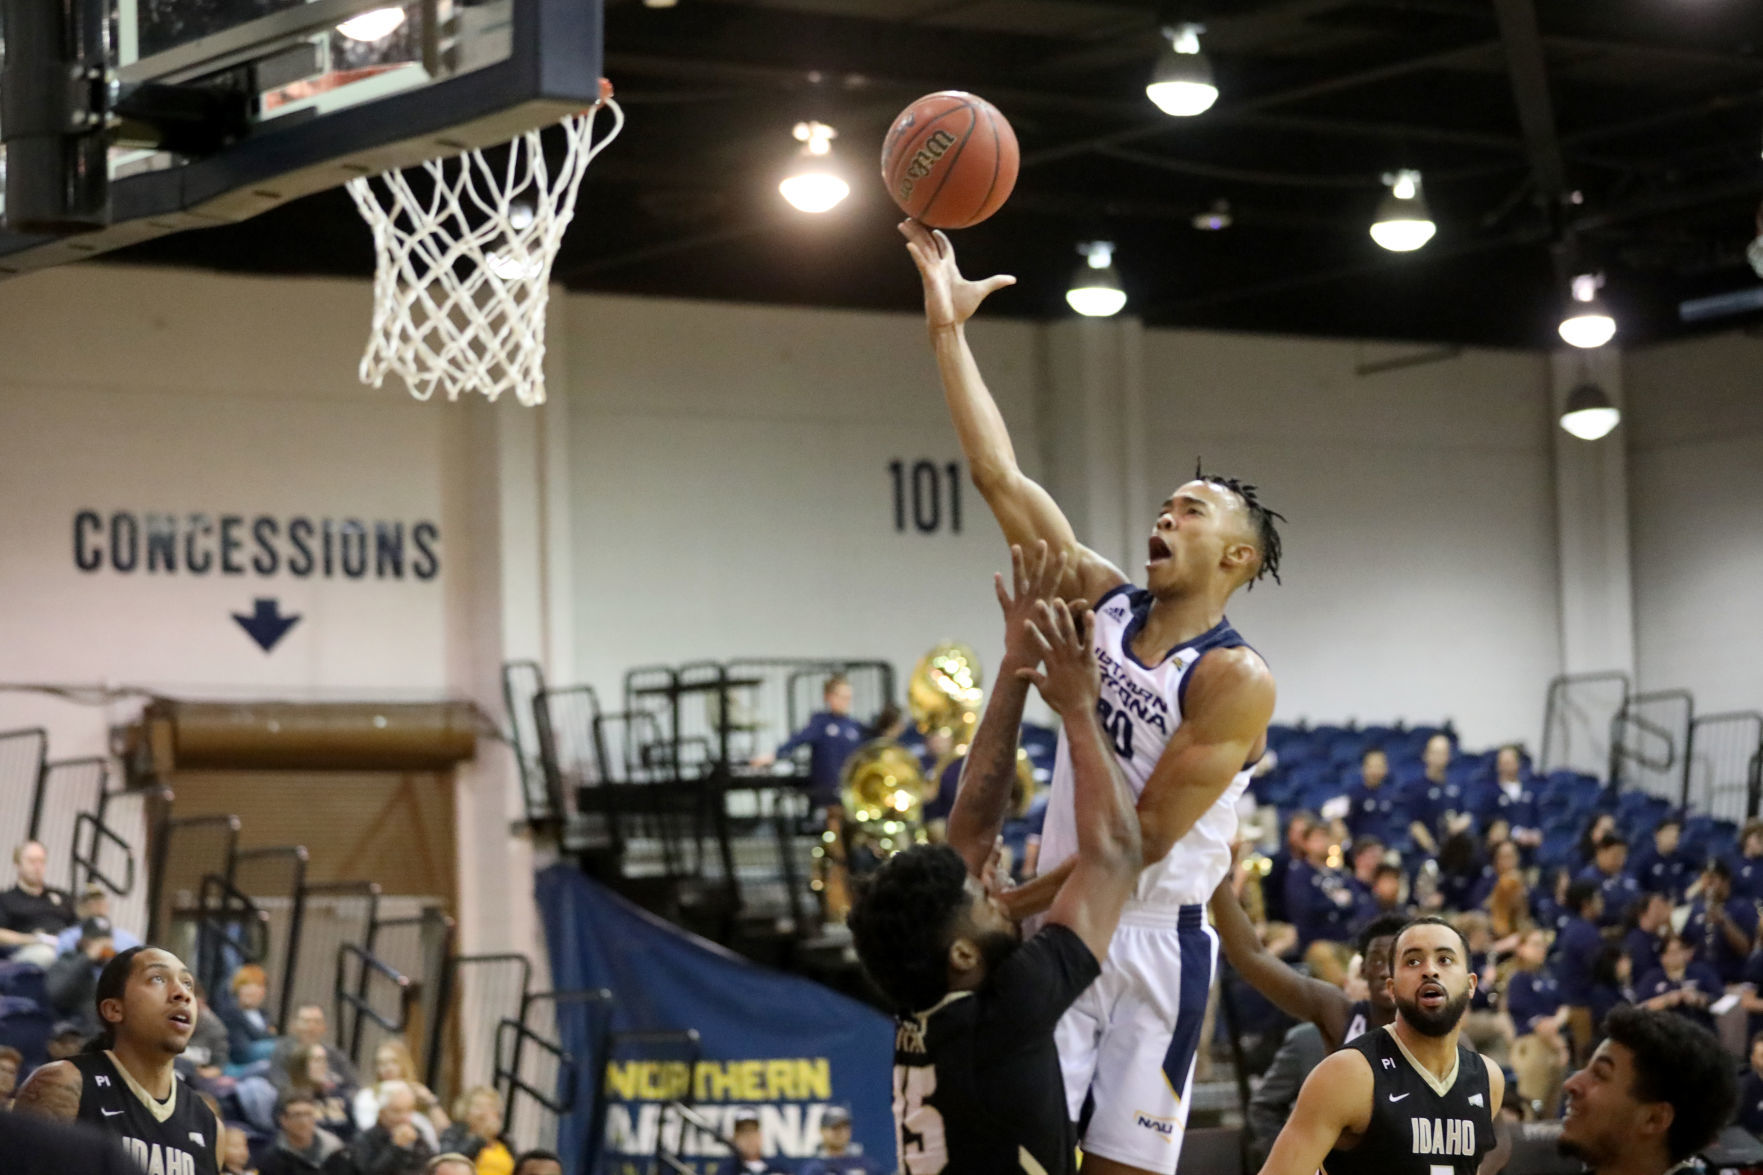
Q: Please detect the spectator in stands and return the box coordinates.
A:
[347,1081,433,1175]
[1685,858,1758,985]
[0,1043,20,1110]
[1456,911,1512,1066]
[1589,942,1634,1038]
[0,841,75,968]
[798,1105,885,1175]
[1534,865,1575,935]
[354,1041,447,1149]
[1556,879,1605,1061]
[222,964,278,1065]
[1434,830,1484,912]
[1403,733,1467,856]
[750,676,865,809]
[1622,893,1671,985]
[1343,835,1383,919]
[1261,810,1316,925]
[1283,820,1356,982]
[44,1022,84,1060]
[1734,820,1763,902]
[1472,840,1529,930]
[1474,746,1542,853]
[712,1110,790,1175]
[428,1156,474,1175]
[1576,812,1618,871]
[510,1153,562,1175]
[184,981,235,1086]
[274,1005,361,1088]
[222,1122,259,1174]
[436,1086,514,1174]
[1634,932,1723,1031]
[1629,817,1691,903]
[53,885,140,957]
[1356,862,1406,931]
[1737,1032,1763,1137]
[284,1042,359,1143]
[1579,835,1640,928]
[1344,748,1400,845]
[259,1090,348,1175]
[1506,928,1570,1118]
[44,917,112,1035]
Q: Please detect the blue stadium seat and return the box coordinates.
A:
[0,994,52,1070]
[0,962,48,1009]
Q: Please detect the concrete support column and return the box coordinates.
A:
[1037,316,1148,574]
[1550,347,1635,679]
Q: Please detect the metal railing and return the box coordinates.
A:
[495,988,615,1158]
[288,879,381,1057]
[1540,671,1630,780]
[504,659,555,823]
[427,952,533,1102]
[1611,689,1694,803]
[335,941,416,1062]
[0,727,48,862]
[193,870,273,998]
[657,1101,739,1175]
[1687,711,1763,824]
[229,845,310,1032]
[351,907,453,1072]
[148,813,240,945]
[32,756,108,889]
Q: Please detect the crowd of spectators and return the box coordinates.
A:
[1230,725,1763,1155]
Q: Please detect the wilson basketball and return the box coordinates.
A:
[881,92,1020,230]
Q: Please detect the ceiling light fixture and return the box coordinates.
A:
[1192,199,1232,231]
[1067,242,1127,317]
[336,6,406,41]
[778,121,849,214]
[1558,272,1616,348]
[1369,169,1436,252]
[1146,24,1218,118]
[1559,382,1620,440]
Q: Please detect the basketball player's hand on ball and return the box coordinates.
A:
[1016,599,1099,719]
[996,542,1074,671]
[900,220,1015,330]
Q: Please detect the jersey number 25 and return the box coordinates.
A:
[892,1065,947,1175]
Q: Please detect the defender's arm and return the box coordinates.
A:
[1210,877,1353,1049]
[1256,1050,1373,1175]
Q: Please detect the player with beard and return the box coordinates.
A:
[1554,1005,1734,1175]
[849,544,1143,1175]
[1258,916,1504,1175]
[13,945,221,1175]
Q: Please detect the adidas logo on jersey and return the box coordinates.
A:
[1410,1117,1477,1157]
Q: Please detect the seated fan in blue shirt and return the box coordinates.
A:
[1634,932,1725,1032]
[1576,835,1640,928]
[1628,816,1692,903]
[753,676,866,808]
[1505,927,1570,1118]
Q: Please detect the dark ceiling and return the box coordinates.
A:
[117,0,1763,348]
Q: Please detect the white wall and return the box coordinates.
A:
[565,294,1052,728]
[1137,332,1561,749]
[1626,331,1763,710]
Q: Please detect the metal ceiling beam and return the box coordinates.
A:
[1489,0,1568,205]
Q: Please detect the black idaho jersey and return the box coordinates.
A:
[1339,999,1372,1048]
[70,1051,219,1175]
[892,923,1100,1175]
[1325,1026,1493,1175]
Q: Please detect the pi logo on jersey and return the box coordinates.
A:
[95,1075,110,1086]
[1382,1058,1396,1070]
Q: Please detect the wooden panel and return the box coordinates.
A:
[165,771,456,905]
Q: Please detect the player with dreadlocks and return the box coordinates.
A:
[901,219,1283,1175]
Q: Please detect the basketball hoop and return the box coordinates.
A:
[346,79,623,406]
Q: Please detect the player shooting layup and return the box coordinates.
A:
[902,220,1282,1175]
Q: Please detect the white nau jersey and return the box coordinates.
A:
[1036,583,1260,909]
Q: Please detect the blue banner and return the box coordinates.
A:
[535,865,897,1175]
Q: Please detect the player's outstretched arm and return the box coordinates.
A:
[1136,647,1276,866]
[1023,601,1143,961]
[900,220,1124,604]
[1209,877,1354,1049]
[947,543,1066,876]
[11,1060,82,1121]
[1256,1050,1373,1175]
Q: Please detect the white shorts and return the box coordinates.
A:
[1054,903,1217,1173]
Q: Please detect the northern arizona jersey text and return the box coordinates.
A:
[1035,585,1260,909]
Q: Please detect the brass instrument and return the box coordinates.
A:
[1237,850,1273,924]
[909,642,984,748]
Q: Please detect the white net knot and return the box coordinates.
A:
[347,97,624,406]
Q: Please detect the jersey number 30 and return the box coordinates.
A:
[1096,699,1136,758]
[893,1065,947,1175]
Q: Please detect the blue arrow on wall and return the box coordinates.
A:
[232,598,301,653]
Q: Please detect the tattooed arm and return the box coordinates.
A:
[12,1060,83,1122]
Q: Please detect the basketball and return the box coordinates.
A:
[881,91,1020,230]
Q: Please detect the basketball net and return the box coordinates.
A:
[347,81,623,406]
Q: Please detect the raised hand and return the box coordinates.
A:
[1016,599,1100,719]
[900,220,1015,330]
[996,542,1073,671]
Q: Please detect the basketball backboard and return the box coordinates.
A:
[0,0,604,276]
